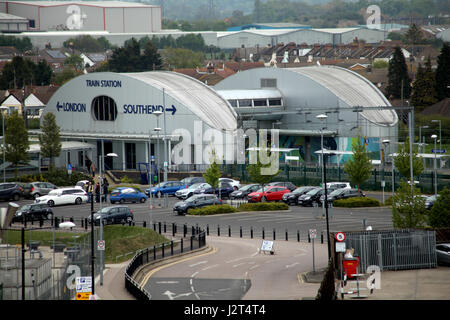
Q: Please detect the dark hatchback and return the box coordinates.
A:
[297,188,334,206]
[0,183,23,201]
[173,194,222,215]
[230,184,261,199]
[88,206,134,225]
[267,181,297,192]
[282,186,317,205]
[193,182,235,199]
[12,203,53,222]
[320,188,366,204]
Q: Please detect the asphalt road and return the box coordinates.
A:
[8,191,393,240]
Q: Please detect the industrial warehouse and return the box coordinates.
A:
[37,65,398,172]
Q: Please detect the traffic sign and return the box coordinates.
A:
[309,229,317,239]
[97,240,105,251]
[336,232,346,242]
[432,149,446,154]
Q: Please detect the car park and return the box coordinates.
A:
[88,205,134,225]
[12,203,53,222]
[173,194,222,215]
[110,187,147,204]
[282,186,317,205]
[145,181,185,197]
[320,188,365,204]
[247,186,290,202]
[297,187,333,206]
[0,182,23,201]
[230,184,261,199]
[22,181,58,199]
[194,182,235,199]
[35,188,88,207]
[175,183,212,200]
[267,181,297,191]
[219,178,241,190]
[436,243,450,266]
[180,176,205,187]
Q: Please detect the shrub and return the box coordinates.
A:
[333,197,380,208]
[188,204,237,216]
[120,175,133,183]
[237,202,289,212]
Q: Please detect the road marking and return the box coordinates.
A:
[233,262,246,268]
[191,271,199,278]
[201,264,219,271]
[156,281,179,284]
[286,262,300,269]
[249,264,260,270]
[189,260,208,267]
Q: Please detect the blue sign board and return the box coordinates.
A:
[432,149,446,154]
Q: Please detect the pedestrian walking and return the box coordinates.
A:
[95,182,100,203]
[102,177,109,202]
[85,156,92,174]
[86,182,94,203]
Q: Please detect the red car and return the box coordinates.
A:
[247,186,291,202]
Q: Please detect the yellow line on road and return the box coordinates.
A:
[140,246,218,288]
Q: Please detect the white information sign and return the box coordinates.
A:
[76,276,92,293]
[336,242,346,253]
[260,240,274,254]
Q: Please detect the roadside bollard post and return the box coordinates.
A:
[190,236,193,250]
[308,232,311,243]
[180,238,184,253]
[143,221,146,228]
[172,223,176,236]
[228,225,231,237]
[153,245,156,260]
[297,230,300,242]
[273,228,276,241]
[285,229,288,241]
[162,243,165,258]
[170,241,174,255]
[240,226,242,238]
[217,225,220,237]
[262,227,265,239]
[158,222,161,234]
[321,231,324,244]
[183,224,187,238]
[164,222,167,233]
[250,226,253,239]
[206,224,209,236]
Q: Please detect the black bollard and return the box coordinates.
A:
[240,226,242,238]
[228,225,231,237]
[206,224,209,236]
[297,230,300,242]
[217,225,220,237]
[273,229,276,241]
[250,226,253,239]
[285,229,288,241]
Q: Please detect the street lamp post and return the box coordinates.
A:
[431,120,441,152]
[316,114,327,219]
[153,110,163,207]
[98,152,117,286]
[432,134,438,196]
[382,140,390,204]
[0,106,8,183]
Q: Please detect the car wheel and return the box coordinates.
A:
[110,200,115,204]
[47,200,55,207]
[140,197,146,203]
[75,197,82,205]
[120,199,125,204]
[33,193,41,200]
[13,194,20,201]
[46,213,53,220]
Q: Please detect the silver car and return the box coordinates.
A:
[175,183,212,200]
[436,244,450,266]
[22,181,58,200]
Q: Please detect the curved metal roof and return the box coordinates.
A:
[126,71,237,131]
[290,66,398,126]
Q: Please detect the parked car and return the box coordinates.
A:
[145,181,186,197]
[425,195,439,210]
[219,178,241,190]
[175,183,212,200]
[282,186,317,205]
[22,181,58,199]
[35,188,88,207]
[88,205,134,226]
[110,187,147,204]
[194,182,235,199]
[180,176,205,187]
[297,187,333,206]
[247,185,290,203]
[230,184,261,200]
[12,203,53,222]
[173,194,222,215]
[436,243,450,266]
[320,188,365,204]
[0,182,23,201]
[267,181,297,191]
[326,182,351,190]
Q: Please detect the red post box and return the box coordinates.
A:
[343,256,360,279]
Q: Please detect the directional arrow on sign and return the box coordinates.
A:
[165,105,176,115]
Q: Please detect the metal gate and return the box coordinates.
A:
[343,229,437,271]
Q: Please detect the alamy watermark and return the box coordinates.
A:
[66,5,87,30]
[366,4,381,30]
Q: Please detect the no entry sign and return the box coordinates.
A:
[335,232,346,242]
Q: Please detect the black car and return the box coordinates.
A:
[180,176,205,187]
[194,182,235,199]
[0,183,23,201]
[320,188,366,204]
[298,187,334,206]
[12,203,53,222]
[282,186,317,205]
[173,194,222,215]
[267,181,297,192]
[230,184,261,199]
[88,206,134,225]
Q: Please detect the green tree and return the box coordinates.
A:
[163,47,204,69]
[435,43,450,100]
[344,134,372,194]
[386,47,411,99]
[247,148,280,202]
[52,67,81,86]
[34,60,53,86]
[39,112,62,173]
[428,188,450,228]
[5,111,29,178]
[0,56,33,89]
[392,180,426,228]
[394,137,424,179]
[64,54,84,72]
[404,23,424,45]
[411,58,438,112]
[203,148,221,197]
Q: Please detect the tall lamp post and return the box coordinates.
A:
[0,106,8,183]
[153,110,163,207]
[98,152,118,286]
[431,134,438,196]
[431,120,441,152]
[382,139,390,204]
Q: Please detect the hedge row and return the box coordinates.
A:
[333,197,380,207]
[187,202,289,216]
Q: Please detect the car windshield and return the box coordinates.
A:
[240,184,257,191]
[188,183,203,189]
[185,196,200,202]
[97,207,111,214]
[293,187,309,194]
[306,188,321,196]
[330,189,345,196]
[48,190,59,195]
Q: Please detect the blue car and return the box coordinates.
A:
[145,181,186,197]
[110,187,147,204]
